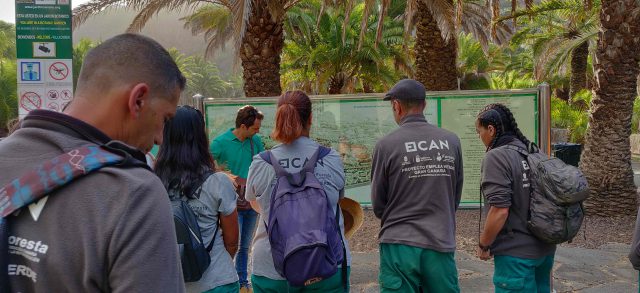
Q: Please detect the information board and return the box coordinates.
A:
[204,88,544,207]
[15,0,73,118]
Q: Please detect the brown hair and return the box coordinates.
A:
[271,90,312,144]
[235,105,264,128]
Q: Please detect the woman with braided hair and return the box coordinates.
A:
[475,103,556,292]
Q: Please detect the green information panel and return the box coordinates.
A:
[16,0,74,118]
[429,93,538,206]
[204,90,540,207]
[15,0,73,59]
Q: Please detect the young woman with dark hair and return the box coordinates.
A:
[245,90,352,292]
[475,103,556,293]
[155,106,240,293]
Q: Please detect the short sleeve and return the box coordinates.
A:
[210,138,223,161]
[213,173,237,216]
[246,154,276,201]
[480,150,513,208]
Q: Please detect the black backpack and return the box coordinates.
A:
[505,144,589,244]
[171,172,217,282]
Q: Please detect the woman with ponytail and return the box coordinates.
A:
[475,103,556,292]
[245,91,352,292]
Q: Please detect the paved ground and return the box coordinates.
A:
[349,243,637,292]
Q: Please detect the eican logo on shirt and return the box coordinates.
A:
[404,140,450,153]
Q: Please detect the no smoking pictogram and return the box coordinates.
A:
[49,62,69,81]
[20,92,42,111]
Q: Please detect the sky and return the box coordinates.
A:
[0,0,90,23]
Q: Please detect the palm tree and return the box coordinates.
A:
[281,2,411,94]
[579,0,640,216]
[497,0,600,100]
[73,0,294,97]
[366,0,511,91]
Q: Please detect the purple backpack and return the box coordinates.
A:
[259,146,347,288]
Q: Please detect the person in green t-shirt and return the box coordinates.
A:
[210,105,265,293]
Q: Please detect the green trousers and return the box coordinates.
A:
[202,281,240,293]
[252,267,350,293]
[493,254,555,293]
[379,243,460,293]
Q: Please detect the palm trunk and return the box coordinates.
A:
[580,0,640,216]
[569,41,589,99]
[240,1,283,97]
[415,0,458,91]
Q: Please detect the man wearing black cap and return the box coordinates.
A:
[371,79,464,292]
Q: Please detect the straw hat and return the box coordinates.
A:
[339,197,364,239]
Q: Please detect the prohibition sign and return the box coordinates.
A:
[48,102,60,112]
[20,92,42,111]
[49,62,69,81]
[61,89,72,100]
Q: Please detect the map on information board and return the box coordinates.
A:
[204,90,539,207]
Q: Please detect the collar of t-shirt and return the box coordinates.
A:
[399,113,427,126]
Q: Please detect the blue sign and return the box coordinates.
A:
[21,62,41,82]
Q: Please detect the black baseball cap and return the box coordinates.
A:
[384,79,426,101]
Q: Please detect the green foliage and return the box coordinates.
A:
[551,90,592,143]
[0,21,17,134]
[72,39,98,90]
[0,59,18,132]
[168,48,242,100]
[281,2,411,94]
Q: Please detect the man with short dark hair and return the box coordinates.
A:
[371,79,464,292]
[210,105,264,293]
[0,34,186,292]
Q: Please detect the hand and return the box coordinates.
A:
[476,246,492,261]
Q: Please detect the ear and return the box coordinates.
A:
[127,83,150,120]
[307,112,313,127]
[488,125,497,137]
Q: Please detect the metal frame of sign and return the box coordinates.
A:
[199,83,551,208]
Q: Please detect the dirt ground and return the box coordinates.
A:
[348,209,637,254]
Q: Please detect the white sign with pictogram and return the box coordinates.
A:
[17,59,73,118]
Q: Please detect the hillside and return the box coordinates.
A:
[72,7,238,76]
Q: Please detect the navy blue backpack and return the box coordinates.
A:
[259,146,347,288]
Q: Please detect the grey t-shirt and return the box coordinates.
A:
[371,114,463,252]
[481,140,556,259]
[629,207,640,270]
[175,173,239,292]
[245,136,352,280]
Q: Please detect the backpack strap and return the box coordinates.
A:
[189,171,218,252]
[0,144,144,293]
[0,145,132,217]
[335,201,348,290]
[497,144,531,236]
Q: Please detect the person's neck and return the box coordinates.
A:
[65,96,122,140]
[232,128,246,141]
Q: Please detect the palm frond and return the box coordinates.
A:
[421,0,456,42]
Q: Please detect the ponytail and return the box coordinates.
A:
[271,90,312,144]
[272,103,304,144]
